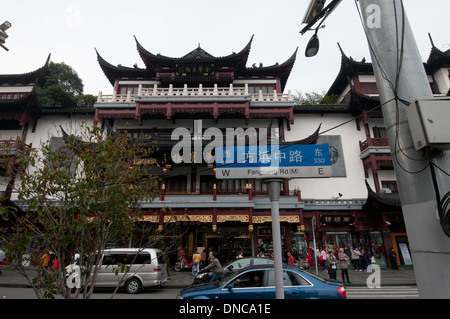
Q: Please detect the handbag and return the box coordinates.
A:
[340,262,348,270]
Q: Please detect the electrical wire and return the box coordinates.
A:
[354,0,450,237]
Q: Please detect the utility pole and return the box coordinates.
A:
[264,179,287,299]
[357,0,450,298]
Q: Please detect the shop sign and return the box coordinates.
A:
[175,63,215,77]
[257,226,285,237]
[320,215,355,226]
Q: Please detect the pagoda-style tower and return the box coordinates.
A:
[94,36,297,125]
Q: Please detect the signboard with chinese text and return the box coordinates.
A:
[319,215,355,226]
[215,144,332,179]
[175,63,215,77]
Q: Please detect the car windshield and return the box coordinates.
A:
[216,269,242,286]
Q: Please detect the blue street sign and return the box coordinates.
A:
[215,144,332,179]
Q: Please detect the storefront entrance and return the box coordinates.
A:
[203,230,252,263]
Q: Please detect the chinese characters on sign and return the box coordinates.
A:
[215,144,332,179]
[175,63,215,77]
[319,215,355,226]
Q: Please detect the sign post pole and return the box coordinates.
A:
[264,178,288,300]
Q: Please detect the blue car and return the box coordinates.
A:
[177,265,346,299]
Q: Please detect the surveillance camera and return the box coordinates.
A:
[338,193,343,197]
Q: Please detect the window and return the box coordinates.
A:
[230,270,265,288]
[102,252,151,265]
[372,126,387,138]
[229,259,251,270]
[268,270,311,287]
[360,83,379,95]
[119,86,139,95]
[381,181,398,192]
[248,86,275,94]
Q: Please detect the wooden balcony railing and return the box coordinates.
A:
[359,137,389,153]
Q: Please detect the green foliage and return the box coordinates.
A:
[293,90,339,105]
[37,62,96,108]
[0,123,160,299]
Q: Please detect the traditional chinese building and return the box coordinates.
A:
[2,35,449,267]
[93,36,308,261]
[286,36,450,268]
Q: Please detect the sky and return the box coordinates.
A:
[1,0,449,96]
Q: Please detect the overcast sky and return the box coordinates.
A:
[1,1,449,96]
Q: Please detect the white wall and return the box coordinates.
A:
[285,113,368,199]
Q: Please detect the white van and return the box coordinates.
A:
[94,248,168,293]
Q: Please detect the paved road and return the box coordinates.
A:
[0,285,421,299]
[346,285,420,299]
[0,286,180,299]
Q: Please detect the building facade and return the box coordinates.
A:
[1,36,449,267]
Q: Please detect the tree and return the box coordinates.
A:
[0,122,174,299]
[293,90,338,105]
[37,62,96,108]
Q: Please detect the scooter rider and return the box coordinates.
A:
[201,252,223,282]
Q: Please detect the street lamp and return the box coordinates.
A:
[305,29,320,58]
[0,21,12,51]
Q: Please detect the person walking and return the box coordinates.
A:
[364,249,373,271]
[41,250,51,275]
[192,248,201,276]
[320,248,328,272]
[49,250,56,271]
[360,248,366,271]
[352,247,362,271]
[327,251,338,280]
[202,252,223,282]
[287,251,295,265]
[338,248,351,284]
[389,248,399,270]
[200,249,207,270]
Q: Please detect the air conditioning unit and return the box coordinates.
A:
[407,98,450,151]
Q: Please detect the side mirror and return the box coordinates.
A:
[226,283,233,291]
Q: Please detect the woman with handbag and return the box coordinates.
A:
[338,248,351,284]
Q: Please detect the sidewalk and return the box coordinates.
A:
[0,264,416,289]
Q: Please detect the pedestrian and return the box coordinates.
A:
[287,251,295,265]
[200,249,207,270]
[338,248,351,284]
[49,250,56,271]
[41,250,51,275]
[202,252,223,282]
[360,248,366,271]
[0,249,6,276]
[327,251,338,280]
[320,247,327,271]
[352,247,362,271]
[389,248,399,270]
[74,252,80,265]
[364,249,373,270]
[192,248,201,276]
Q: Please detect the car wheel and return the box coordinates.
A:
[125,278,142,294]
[174,263,181,271]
